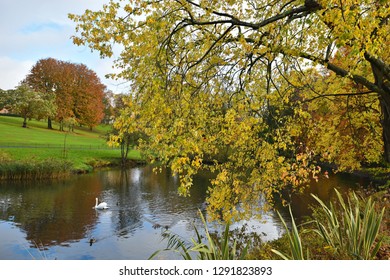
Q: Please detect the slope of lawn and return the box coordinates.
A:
[0,115,141,172]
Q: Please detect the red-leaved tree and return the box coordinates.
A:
[25,58,106,130]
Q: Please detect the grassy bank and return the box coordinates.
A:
[0,155,73,180]
[0,115,142,177]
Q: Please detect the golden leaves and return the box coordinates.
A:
[69,0,388,221]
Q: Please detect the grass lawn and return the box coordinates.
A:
[0,115,142,172]
[0,115,108,146]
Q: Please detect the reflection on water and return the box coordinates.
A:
[0,166,364,260]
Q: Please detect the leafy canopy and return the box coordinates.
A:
[25,58,107,130]
[69,0,389,220]
[1,84,57,128]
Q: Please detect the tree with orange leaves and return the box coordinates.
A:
[25,58,106,130]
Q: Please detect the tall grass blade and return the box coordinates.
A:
[271,206,307,260]
[150,210,249,260]
[311,189,385,259]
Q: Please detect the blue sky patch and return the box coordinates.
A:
[20,21,64,35]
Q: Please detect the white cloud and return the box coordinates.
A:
[0,0,127,93]
[0,57,34,90]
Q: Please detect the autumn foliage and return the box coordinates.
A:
[69,0,390,220]
[25,58,106,130]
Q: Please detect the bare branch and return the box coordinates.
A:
[302,91,376,103]
[188,25,235,70]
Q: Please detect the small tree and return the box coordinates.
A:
[102,89,115,125]
[108,95,146,165]
[6,84,57,128]
[63,117,78,132]
[110,127,144,166]
[0,89,10,110]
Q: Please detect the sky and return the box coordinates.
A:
[0,0,127,93]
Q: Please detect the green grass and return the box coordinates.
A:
[0,115,142,173]
[0,115,109,146]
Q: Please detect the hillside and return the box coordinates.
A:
[0,115,141,172]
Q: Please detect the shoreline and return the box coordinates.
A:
[1,154,389,189]
[0,156,147,180]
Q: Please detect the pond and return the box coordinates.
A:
[0,165,368,260]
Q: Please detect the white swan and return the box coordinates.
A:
[93,197,109,210]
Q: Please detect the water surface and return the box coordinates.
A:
[0,166,365,259]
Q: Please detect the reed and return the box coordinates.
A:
[311,189,385,260]
[149,210,249,260]
[0,158,72,180]
[271,206,309,260]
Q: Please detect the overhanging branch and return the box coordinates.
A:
[183,0,322,30]
[302,91,377,103]
[295,51,387,96]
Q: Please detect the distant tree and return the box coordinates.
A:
[0,89,9,109]
[112,94,127,117]
[109,111,146,166]
[72,63,106,129]
[5,84,57,128]
[23,58,60,129]
[25,58,106,131]
[54,61,76,131]
[63,117,78,132]
[102,90,115,124]
[109,94,146,165]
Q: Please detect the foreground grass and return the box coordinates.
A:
[0,115,142,175]
[248,189,389,260]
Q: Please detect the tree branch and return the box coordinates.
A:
[302,91,376,103]
[364,52,390,82]
[183,1,322,30]
[295,51,387,96]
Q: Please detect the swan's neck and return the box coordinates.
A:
[95,198,98,207]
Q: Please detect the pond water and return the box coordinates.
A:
[0,165,368,260]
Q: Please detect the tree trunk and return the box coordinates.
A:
[379,92,390,163]
[22,116,27,128]
[120,139,130,166]
[48,117,52,129]
[366,54,390,164]
[120,141,126,165]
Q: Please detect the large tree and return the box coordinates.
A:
[69,0,390,220]
[25,58,106,130]
[71,63,106,129]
